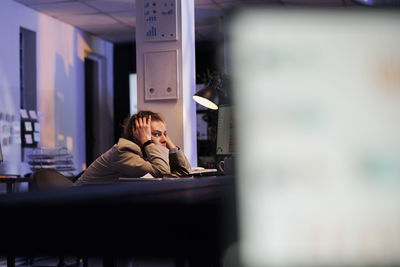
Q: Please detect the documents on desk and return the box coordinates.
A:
[118,167,219,181]
[119,172,162,182]
[189,167,219,177]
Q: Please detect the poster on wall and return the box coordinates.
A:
[143,0,177,42]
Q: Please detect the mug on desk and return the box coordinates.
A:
[218,157,234,175]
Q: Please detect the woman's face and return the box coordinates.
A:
[150,120,167,147]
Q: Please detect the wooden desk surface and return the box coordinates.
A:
[0,175,27,182]
[0,176,237,259]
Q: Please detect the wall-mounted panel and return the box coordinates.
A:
[143,0,177,42]
[144,50,178,100]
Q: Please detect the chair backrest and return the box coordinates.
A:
[30,169,74,191]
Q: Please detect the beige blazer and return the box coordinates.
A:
[74,138,191,185]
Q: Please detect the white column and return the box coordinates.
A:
[136,0,197,166]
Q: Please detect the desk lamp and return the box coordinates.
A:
[193,75,230,110]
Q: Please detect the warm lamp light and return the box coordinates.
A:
[193,75,229,110]
[192,95,219,110]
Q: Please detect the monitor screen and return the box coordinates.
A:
[216,105,234,155]
[231,8,400,267]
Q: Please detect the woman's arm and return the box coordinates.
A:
[165,136,191,176]
[113,142,171,178]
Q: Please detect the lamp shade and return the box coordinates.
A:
[193,86,219,110]
[193,75,222,110]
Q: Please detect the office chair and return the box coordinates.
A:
[29,169,84,267]
[30,169,74,191]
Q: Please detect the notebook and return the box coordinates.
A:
[118,168,219,181]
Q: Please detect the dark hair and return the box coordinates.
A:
[122,111,164,144]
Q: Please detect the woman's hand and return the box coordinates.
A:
[165,135,177,150]
[133,115,152,146]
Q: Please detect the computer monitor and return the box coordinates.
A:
[216,105,234,156]
[231,8,400,267]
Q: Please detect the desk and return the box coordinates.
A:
[0,176,237,265]
[0,176,31,194]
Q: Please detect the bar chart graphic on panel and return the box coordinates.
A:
[144,0,177,41]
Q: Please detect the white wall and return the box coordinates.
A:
[0,0,113,176]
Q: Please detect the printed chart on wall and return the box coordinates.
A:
[143,0,177,42]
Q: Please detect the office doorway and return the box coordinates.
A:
[84,54,113,167]
[84,57,98,166]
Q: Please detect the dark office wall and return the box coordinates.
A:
[195,41,221,84]
[113,43,136,143]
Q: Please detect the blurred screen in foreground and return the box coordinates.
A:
[230,8,400,267]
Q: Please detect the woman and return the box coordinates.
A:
[74,111,191,185]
